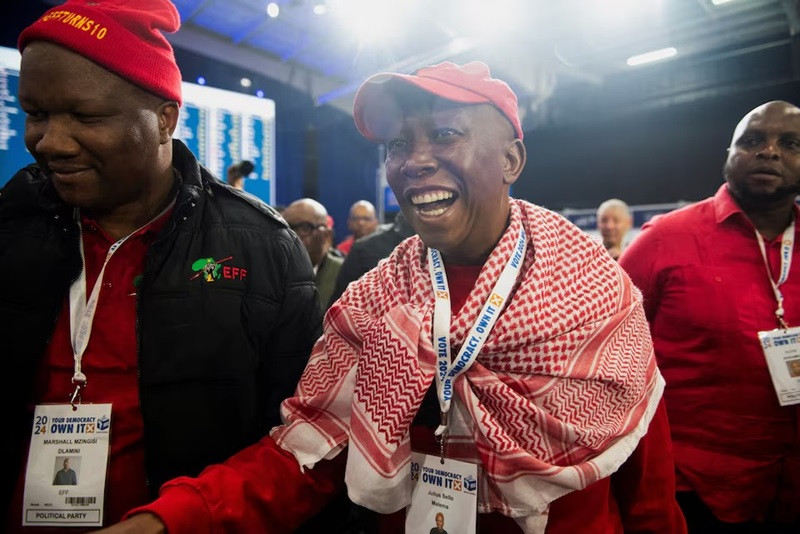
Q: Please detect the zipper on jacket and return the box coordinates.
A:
[43,212,82,351]
[136,193,196,494]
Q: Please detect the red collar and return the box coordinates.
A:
[713,183,800,227]
[79,203,174,242]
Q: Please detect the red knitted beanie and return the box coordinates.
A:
[18,0,183,105]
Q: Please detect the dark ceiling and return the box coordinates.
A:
[165,0,800,126]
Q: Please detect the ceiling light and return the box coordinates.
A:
[626,47,677,66]
[330,0,413,42]
[711,0,733,4]
[590,0,659,28]
[313,4,327,15]
[256,90,265,98]
[266,2,279,18]
[240,77,252,88]
[455,0,527,39]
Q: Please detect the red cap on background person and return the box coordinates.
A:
[353,61,522,142]
[18,0,183,105]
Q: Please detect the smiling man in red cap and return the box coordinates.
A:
[1,0,321,531]
[272,61,685,533]
[84,62,684,533]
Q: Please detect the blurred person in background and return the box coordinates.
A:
[336,199,379,255]
[329,210,415,306]
[226,159,254,190]
[283,198,344,312]
[596,198,632,260]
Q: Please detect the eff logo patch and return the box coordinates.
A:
[190,256,247,282]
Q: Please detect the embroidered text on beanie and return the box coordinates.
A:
[19,0,183,105]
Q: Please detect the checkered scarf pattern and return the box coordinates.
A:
[271,199,663,532]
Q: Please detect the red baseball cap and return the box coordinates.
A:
[353,61,523,142]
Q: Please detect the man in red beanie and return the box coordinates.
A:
[2,0,321,531]
[91,61,686,533]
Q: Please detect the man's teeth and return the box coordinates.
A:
[424,207,447,216]
[410,191,453,205]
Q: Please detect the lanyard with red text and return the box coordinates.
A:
[427,228,527,456]
[755,220,795,329]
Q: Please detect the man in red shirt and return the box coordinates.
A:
[336,200,379,255]
[620,101,800,532]
[596,198,633,261]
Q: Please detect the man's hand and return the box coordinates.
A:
[94,513,166,534]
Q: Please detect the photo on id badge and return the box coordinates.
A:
[52,456,80,486]
[430,510,449,534]
[786,358,800,378]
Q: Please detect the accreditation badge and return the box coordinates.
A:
[759,327,800,406]
[22,403,112,527]
[405,451,477,533]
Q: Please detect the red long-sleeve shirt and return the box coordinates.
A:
[620,184,800,524]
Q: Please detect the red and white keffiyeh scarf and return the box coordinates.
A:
[272,199,663,533]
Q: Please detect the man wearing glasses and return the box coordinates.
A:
[283,198,344,311]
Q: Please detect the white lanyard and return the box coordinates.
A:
[67,201,174,407]
[755,220,795,329]
[428,228,527,440]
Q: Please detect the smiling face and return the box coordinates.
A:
[384,96,525,265]
[18,41,178,228]
[724,101,800,208]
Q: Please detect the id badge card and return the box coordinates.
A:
[22,403,112,527]
[758,327,800,406]
[405,451,478,533]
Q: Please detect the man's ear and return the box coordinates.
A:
[502,138,526,186]
[157,101,180,144]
